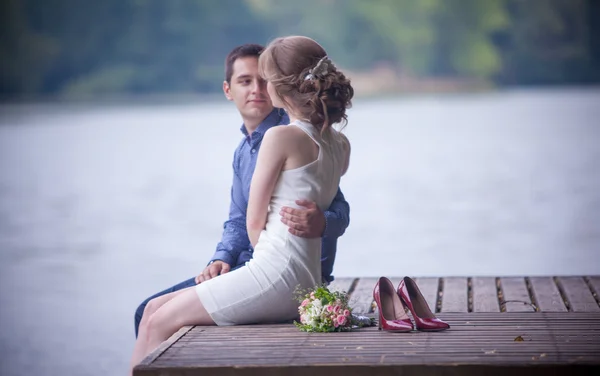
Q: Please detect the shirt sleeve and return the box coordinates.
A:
[322,188,350,239]
[210,151,251,266]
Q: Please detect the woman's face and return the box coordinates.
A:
[266,80,284,109]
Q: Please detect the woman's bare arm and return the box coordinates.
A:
[247,127,287,247]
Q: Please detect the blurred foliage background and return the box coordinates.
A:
[1,0,599,99]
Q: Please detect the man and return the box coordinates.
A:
[134,44,350,337]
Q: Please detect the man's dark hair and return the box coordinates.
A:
[225,44,264,83]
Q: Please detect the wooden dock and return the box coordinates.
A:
[134,275,600,375]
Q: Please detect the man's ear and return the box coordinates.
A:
[223,81,233,101]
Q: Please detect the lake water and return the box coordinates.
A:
[1,88,599,375]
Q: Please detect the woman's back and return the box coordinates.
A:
[255,119,349,270]
[269,120,349,215]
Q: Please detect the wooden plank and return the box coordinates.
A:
[529,277,567,312]
[327,277,355,294]
[441,277,468,312]
[413,277,439,314]
[557,277,600,312]
[500,277,534,312]
[133,276,600,376]
[472,277,500,312]
[136,312,600,376]
[348,277,377,314]
[135,325,193,370]
[136,365,599,376]
[586,276,600,303]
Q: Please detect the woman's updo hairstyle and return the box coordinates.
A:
[258,36,354,133]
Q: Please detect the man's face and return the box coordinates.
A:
[223,56,273,121]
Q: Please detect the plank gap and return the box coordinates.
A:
[524,277,540,312]
[467,277,473,313]
[554,276,572,312]
[496,277,505,313]
[346,278,359,296]
[435,277,443,313]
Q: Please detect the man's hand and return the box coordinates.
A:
[195,261,231,284]
[280,199,325,238]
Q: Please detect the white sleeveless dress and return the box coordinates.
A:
[195,120,349,325]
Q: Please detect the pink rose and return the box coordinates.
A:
[326,305,334,312]
[310,292,316,299]
[333,320,339,328]
[333,305,341,314]
[300,314,308,324]
[301,299,310,307]
[337,315,347,326]
[343,309,350,317]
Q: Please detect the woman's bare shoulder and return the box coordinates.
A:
[265,124,308,143]
[261,125,304,156]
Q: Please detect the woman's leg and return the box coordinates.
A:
[130,286,215,373]
[134,277,196,337]
[130,287,189,372]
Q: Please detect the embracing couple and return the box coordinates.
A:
[129,36,353,372]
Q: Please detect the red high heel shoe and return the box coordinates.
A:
[373,277,413,332]
[397,276,450,331]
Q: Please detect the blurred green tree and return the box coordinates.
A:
[494,0,594,85]
[1,0,598,98]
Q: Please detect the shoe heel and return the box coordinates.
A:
[398,276,450,331]
[373,277,413,333]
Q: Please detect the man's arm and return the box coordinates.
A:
[280,187,350,239]
[320,188,349,283]
[322,188,350,239]
[212,165,251,265]
[197,150,251,283]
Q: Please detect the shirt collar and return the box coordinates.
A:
[240,109,282,140]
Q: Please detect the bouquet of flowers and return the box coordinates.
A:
[294,285,375,332]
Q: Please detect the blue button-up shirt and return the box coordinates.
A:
[210,109,350,282]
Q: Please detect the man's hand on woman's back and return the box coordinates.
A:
[280,199,325,238]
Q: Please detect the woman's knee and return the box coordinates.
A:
[145,311,170,341]
[145,298,161,317]
[141,298,164,325]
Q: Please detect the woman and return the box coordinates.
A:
[129,36,353,372]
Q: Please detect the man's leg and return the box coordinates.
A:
[134,277,196,337]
